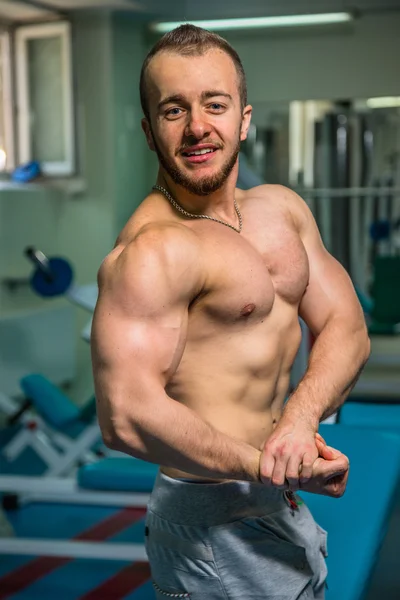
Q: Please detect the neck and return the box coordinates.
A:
[155,163,240,221]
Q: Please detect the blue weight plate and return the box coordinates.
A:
[31,257,74,297]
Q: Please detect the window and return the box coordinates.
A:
[0,31,15,172]
[14,21,75,176]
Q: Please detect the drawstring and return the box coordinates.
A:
[284,490,304,510]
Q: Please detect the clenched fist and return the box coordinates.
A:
[299,434,350,497]
[259,417,319,490]
[259,421,350,498]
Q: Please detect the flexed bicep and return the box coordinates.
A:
[90,223,203,444]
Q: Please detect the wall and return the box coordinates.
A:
[63,12,116,402]
[111,13,151,231]
[0,13,116,404]
[224,13,400,108]
[0,12,156,404]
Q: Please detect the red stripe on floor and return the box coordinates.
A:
[74,507,146,541]
[0,507,146,600]
[79,561,151,600]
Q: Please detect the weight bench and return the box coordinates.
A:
[0,425,399,600]
[1,373,102,476]
[1,458,159,509]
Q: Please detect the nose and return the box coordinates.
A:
[184,108,212,140]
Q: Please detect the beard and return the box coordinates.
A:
[151,128,241,197]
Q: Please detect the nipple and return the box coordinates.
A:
[240,303,256,317]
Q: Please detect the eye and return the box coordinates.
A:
[166,107,183,117]
[209,103,225,111]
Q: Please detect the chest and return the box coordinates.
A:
[196,219,309,323]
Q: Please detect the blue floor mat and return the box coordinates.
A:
[1,503,154,599]
[0,429,155,598]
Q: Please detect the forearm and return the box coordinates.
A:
[284,318,370,428]
[100,389,261,482]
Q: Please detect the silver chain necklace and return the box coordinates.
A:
[152,185,242,234]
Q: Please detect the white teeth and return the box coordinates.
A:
[187,148,214,156]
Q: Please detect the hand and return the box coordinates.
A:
[259,417,319,491]
[299,436,350,497]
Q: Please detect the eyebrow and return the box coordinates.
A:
[201,90,233,102]
[157,90,233,111]
[157,94,185,111]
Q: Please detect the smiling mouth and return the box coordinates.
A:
[182,148,218,157]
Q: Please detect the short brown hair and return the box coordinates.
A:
[140,24,247,121]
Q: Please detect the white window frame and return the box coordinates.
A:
[0,30,15,171]
[15,21,75,176]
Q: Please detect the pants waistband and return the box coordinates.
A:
[148,470,287,526]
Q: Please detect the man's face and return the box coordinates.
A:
[142,49,252,196]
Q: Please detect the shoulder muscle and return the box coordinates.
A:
[98,223,204,318]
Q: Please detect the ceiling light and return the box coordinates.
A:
[150,13,353,34]
[366,97,400,109]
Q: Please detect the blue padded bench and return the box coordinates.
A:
[20,373,96,439]
[21,373,80,430]
[340,401,400,432]
[77,425,400,600]
[78,457,159,492]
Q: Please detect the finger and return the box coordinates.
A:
[318,440,344,461]
[299,450,316,483]
[315,433,347,461]
[315,432,327,445]
[323,470,349,498]
[259,452,276,486]
[324,456,350,478]
[285,454,303,490]
[271,452,290,489]
[315,438,337,460]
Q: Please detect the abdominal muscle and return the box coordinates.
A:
[161,322,299,481]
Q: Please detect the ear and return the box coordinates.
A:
[240,105,253,141]
[141,118,156,151]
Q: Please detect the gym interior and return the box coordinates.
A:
[1,1,400,598]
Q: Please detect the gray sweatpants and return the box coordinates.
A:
[145,471,328,599]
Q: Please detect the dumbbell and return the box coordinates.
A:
[25,247,97,313]
[25,247,74,297]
